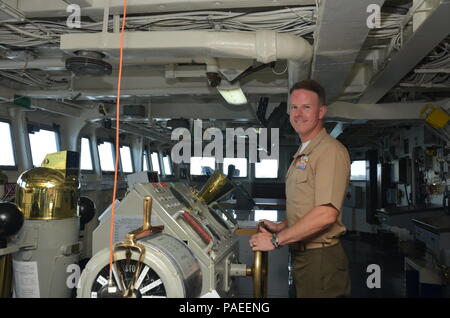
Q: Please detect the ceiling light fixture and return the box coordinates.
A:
[217,82,248,105]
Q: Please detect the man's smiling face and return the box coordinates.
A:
[289,89,327,141]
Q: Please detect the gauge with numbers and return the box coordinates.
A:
[89,259,166,298]
[78,233,203,298]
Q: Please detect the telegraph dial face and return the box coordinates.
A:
[90,259,167,298]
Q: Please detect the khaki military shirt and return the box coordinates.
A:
[285,128,350,244]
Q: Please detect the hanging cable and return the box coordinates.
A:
[108,0,127,286]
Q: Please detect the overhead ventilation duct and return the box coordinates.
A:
[62,30,311,62]
[65,50,112,76]
[61,30,313,85]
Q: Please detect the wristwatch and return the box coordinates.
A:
[271,233,280,249]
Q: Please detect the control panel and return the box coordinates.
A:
[92,181,240,297]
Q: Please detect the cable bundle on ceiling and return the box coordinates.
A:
[0,7,317,48]
[400,38,450,88]
[0,69,67,88]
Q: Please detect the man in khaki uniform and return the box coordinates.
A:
[249,79,351,298]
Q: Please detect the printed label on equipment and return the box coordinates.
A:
[135,265,150,290]
[140,279,162,294]
[12,260,40,298]
[96,275,108,286]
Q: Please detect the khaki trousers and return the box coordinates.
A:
[291,242,351,298]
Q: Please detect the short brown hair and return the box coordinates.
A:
[289,79,326,105]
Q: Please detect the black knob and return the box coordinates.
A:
[0,202,24,248]
[227,164,236,180]
[78,196,96,229]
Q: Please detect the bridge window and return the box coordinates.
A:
[29,128,59,167]
[351,160,367,181]
[222,158,247,178]
[0,121,15,167]
[120,145,134,173]
[143,150,149,171]
[97,141,115,172]
[163,155,172,175]
[254,210,278,222]
[190,156,215,176]
[151,152,161,175]
[255,159,278,179]
[80,137,93,171]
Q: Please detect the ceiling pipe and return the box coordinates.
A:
[60,29,313,94]
[62,29,312,65]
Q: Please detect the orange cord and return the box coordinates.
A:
[109,0,128,277]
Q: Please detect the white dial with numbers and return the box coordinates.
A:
[78,233,202,298]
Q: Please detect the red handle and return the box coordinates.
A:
[180,211,212,244]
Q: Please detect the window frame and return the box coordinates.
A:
[28,123,61,168]
[142,148,150,171]
[222,157,248,178]
[79,136,95,173]
[350,159,368,181]
[119,144,135,174]
[162,154,173,176]
[254,158,279,179]
[0,119,18,170]
[190,156,216,176]
[96,139,116,174]
[150,151,162,175]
